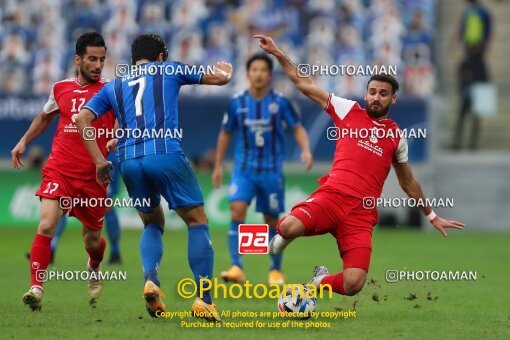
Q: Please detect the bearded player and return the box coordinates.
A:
[255,35,465,297]
[11,32,116,310]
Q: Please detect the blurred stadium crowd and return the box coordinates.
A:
[0,0,435,97]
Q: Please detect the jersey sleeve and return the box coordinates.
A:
[176,62,204,85]
[83,85,112,119]
[281,97,301,128]
[393,137,409,164]
[325,93,357,121]
[43,85,59,114]
[221,99,237,132]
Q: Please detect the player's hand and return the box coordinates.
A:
[254,35,280,55]
[11,141,26,169]
[212,165,223,189]
[214,61,233,82]
[430,215,465,237]
[96,160,113,185]
[106,138,118,152]
[301,149,313,170]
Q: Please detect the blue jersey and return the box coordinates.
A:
[222,90,301,173]
[84,61,203,162]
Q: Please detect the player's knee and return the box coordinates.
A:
[138,206,165,228]
[278,216,304,239]
[176,205,208,226]
[183,211,208,226]
[343,276,366,296]
[277,218,291,237]
[37,220,56,237]
[230,202,247,221]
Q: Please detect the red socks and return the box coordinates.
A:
[30,233,52,288]
[29,234,106,289]
[321,272,346,295]
[86,237,106,270]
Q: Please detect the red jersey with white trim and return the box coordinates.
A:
[320,93,408,198]
[42,78,115,181]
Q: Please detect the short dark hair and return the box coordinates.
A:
[367,74,399,94]
[75,32,106,57]
[131,34,168,64]
[246,53,273,73]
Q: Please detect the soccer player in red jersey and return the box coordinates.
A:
[255,35,465,296]
[11,32,116,311]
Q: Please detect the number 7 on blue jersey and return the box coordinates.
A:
[128,77,146,117]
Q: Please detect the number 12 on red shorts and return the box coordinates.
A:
[238,224,269,254]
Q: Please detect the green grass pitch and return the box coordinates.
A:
[0,227,508,339]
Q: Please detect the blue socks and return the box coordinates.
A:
[188,224,214,304]
[269,227,282,270]
[105,209,121,257]
[140,223,163,287]
[228,220,243,268]
[139,222,214,305]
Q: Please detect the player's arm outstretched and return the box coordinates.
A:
[393,162,465,237]
[201,61,233,85]
[11,111,57,169]
[254,35,329,109]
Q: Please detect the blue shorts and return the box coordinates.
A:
[119,153,203,213]
[229,170,285,216]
